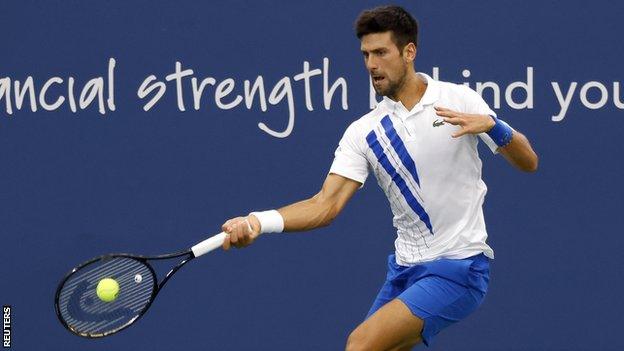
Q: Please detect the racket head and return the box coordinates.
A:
[54,254,158,338]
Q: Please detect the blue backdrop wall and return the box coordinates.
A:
[1,1,623,350]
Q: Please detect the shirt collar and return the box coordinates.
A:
[380,72,440,115]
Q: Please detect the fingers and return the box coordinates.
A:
[451,129,469,138]
[434,107,489,138]
[434,107,464,127]
[221,218,237,250]
[221,218,237,232]
[442,117,463,126]
[222,233,231,250]
[221,216,256,250]
[434,109,459,119]
[434,106,460,117]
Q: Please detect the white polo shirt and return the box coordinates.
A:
[330,73,498,265]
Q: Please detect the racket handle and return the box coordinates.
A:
[191,232,227,258]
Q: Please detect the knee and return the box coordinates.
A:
[345,327,371,351]
[346,326,420,351]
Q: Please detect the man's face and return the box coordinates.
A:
[360,31,411,97]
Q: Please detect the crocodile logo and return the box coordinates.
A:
[433,119,445,127]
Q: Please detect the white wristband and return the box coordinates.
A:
[249,210,284,234]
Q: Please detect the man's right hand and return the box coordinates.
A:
[221,215,261,250]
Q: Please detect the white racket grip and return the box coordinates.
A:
[191,232,227,258]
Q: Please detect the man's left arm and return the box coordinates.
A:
[496,129,538,172]
[434,106,538,172]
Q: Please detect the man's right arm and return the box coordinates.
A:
[279,173,362,231]
[221,173,361,250]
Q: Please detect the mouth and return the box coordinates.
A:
[372,75,385,84]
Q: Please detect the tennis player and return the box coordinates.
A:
[221,5,538,350]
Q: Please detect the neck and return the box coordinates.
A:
[389,71,426,110]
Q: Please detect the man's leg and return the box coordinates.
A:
[345,299,423,351]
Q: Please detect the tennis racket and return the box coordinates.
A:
[54,232,227,338]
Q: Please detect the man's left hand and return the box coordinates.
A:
[434,106,495,138]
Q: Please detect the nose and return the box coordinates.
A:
[365,56,378,72]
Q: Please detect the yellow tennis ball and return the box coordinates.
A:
[96,278,120,302]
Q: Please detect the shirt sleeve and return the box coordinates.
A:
[329,121,369,185]
[461,86,500,154]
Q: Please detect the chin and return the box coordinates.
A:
[374,83,396,97]
[374,87,389,96]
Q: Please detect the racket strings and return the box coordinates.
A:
[56,257,156,337]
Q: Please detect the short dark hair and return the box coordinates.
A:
[355,5,418,50]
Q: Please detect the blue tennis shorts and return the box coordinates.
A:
[365,253,490,347]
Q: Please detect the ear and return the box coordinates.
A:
[403,43,417,62]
